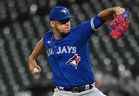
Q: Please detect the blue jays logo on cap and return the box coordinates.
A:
[61,8,68,14]
[49,6,71,21]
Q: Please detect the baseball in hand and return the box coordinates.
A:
[33,67,40,73]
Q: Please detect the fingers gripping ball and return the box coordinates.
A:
[33,68,39,73]
[110,10,129,39]
[33,67,41,74]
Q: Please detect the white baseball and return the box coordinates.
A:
[33,67,39,73]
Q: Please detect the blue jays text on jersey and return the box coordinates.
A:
[47,45,77,56]
[43,16,103,88]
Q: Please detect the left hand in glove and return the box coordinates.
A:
[109,7,129,39]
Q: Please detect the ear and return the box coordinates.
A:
[50,21,55,27]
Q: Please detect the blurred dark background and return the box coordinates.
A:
[0,0,139,96]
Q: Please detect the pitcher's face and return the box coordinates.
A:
[50,19,71,36]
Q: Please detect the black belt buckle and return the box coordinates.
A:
[72,87,82,92]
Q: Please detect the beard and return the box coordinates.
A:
[60,32,70,38]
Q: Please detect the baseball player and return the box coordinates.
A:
[28,5,126,96]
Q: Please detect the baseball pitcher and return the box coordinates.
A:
[28,5,128,96]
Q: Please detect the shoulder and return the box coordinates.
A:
[43,30,53,47]
[44,30,52,38]
[43,31,52,41]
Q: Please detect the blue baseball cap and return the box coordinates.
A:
[49,6,71,21]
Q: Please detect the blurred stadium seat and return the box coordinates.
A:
[0,0,139,96]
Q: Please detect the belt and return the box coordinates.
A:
[56,83,95,93]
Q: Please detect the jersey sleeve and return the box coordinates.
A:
[90,15,104,30]
[42,32,47,48]
[73,15,103,45]
[42,31,52,48]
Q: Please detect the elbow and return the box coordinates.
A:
[28,55,36,63]
[27,55,33,66]
[27,55,35,66]
[28,55,32,62]
[27,55,36,72]
[28,54,37,61]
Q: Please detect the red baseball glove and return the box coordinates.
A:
[109,10,129,39]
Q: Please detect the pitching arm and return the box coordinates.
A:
[28,39,45,75]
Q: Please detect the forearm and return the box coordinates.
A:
[98,6,125,22]
[98,7,128,39]
[28,56,38,72]
[28,40,43,68]
[92,7,125,30]
[27,39,44,74]
[98,8,115,22]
